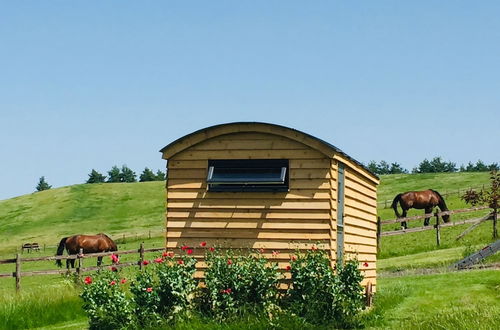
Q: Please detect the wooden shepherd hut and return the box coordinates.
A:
[160,122,379,290]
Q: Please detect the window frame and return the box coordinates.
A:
[206,159,289,192]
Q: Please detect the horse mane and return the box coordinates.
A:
[430,189,448,210]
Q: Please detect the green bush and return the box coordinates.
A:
[286,249,364,328]
[80,272,133,330]
[130,267,161,327]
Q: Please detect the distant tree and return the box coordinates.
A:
[377,161,390,175]
[367,161,378,174]
[107,166,121,183]
[489,163,500,171]
[120,165,136,183]
[460,160,497,172]
[36,176,52,192]
[389,162,407,174]
[139,167,156,182]
[86,169,106,183]
[155,169,166,181]
[413,157,456,173]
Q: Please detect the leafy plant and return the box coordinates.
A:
[80,271,133,330]
[130,268,161,327]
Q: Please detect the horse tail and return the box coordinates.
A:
[56,237,68,267]
[391,194,403,218]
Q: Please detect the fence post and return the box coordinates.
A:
[435,211,441,247]
[77,248,83,277]
[493,208,498,239]
[139,243,144,270]
[15,253,21,292]
[377,217,381,252]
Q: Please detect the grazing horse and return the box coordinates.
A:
[56,233,117,268]
[391,189,450,229]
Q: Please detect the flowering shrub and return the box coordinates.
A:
[80,271,133,330]
[130,268,161,327]
[203,249,280,320]
[155,252,198,319]
[286,249,364,327]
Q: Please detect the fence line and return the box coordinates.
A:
[0,244,166,291]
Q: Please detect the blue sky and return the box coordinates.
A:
[1,1,499,200]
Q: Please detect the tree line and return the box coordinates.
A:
[36,166,166,192]
[367,157,499,175]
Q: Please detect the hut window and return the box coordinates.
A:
[207,159,289,192]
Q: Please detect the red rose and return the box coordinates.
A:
[363,262,369,267]
[209,247,215,252]
[154,257,164,263]
[181,245,189,251]
[187,249,193,255]
[120,278,127,284]
[200,241,207,247]
[110,266,118,272]
[142,260,149,265]
[178,259,184,265]
[286,265,291,271]
[227,259,232,265]
[226,288,232,294]
[162,251,168,257]
[110,254,119,264]
[311,246,317,251]
[146,287,153,293]
[110,280,116,286]
[84,276,92,285]
[291,255,297,261]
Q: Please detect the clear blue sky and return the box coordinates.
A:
[1,1,498,200]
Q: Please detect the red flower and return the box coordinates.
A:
[200,241,207,247]
[226,288,232,294]
[187,249,193,255]
[259,248,265,253]
[110,266,118,272]
[178,259,184,265]
[154,257,164,263]
[209,247,215,252]
[286,265,292,271]
[220,288,232,294]
[142,260,149,265]
[120,278,127,284]
[84,276,92,285]
[162,251,168,257]
[227,259,232,265]
[272,250,279,257]
[181,245,189,251]
[311,246,318,251]
[363,262,369,267]
[291,255,297,261]
[110,280,116,286]
[146,287,153,293]
[110,254,119,264]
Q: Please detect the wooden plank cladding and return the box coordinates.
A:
[160,122,379,291]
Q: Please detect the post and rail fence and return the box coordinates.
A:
[376,206,495,251]
[0,243,166,292]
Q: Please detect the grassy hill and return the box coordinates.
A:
[0,182,165,254]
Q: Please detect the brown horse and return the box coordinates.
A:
[391,189,450,229]
[56,233,117,268]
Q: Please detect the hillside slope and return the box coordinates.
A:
[0,182,165,253]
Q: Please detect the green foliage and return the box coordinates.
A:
[80,271,133,330]
[120,165,137,183]
[460,160,499,172]
[86,169,106,183]
[286,249,364,327]
[155,252,198,318]
[35,176,51,191]
[130,268,162,327]
[139,167,156,182]
[107,166,121,183]
[367,160,407,175]
[413,156,457,173]
[203,249,280,320]
[155,169,166,181]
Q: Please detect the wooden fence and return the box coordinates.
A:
[376,206,494,250]
[0,243,166,292]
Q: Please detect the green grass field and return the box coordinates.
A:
[0,172,498,329]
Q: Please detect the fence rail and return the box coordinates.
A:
[0,244,166,291]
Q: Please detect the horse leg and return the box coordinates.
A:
[97,256,103,266]
[401,209,408,230]
[424,207,432,226]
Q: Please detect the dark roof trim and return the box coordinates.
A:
[159,122,379,180]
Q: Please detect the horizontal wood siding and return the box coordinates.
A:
[166,132,332,272]
[341,164,378,290]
